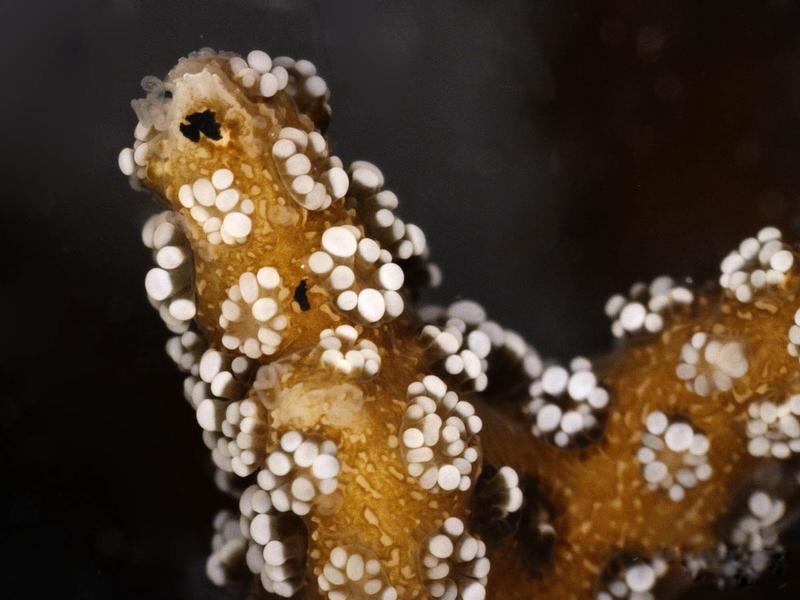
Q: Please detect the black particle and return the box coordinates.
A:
[179,110,222,142]
[294,280,311,311]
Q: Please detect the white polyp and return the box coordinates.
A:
[118,147,135,175]
[349,161,384,194]
[323,226,358,257]
[358,288,386,323]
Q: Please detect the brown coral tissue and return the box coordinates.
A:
[116,42,800,600]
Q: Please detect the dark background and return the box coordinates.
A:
[2,0,800,597]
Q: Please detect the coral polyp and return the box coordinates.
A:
[120,48,800,599]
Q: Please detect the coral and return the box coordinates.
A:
[120,48,800,599]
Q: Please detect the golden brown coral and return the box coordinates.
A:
[120,48,800,599]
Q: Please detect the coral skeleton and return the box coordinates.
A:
[120,48,800,599]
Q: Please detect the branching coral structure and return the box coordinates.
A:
[120,48,800,599]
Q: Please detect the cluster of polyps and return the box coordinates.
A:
[687,489,787,586]
[195,349,255,405]
[719,226,795,302]
[308,225,405,324]
[676,332,749,396]
[165,331,211,409]
[426,300,543,398]
[732,490,786,553]
[142,212,196,333]
[746,395,800,459]
[346,160,428,262]
[178,170,255,245]
[191,349,266,475]
[637,412,712,502]
[596,554,669,600]
[257,431,340,516]
[525,358,609,449]
[472,465,524,522]
[421,321,489,393]
[422,299,543,394]
[272,55,331,126]
[166,330,206,384]
[118,76,171,182]
[227,49,331,121]
[228,50,289,98]
[317,546,398,600]
[313,325,381,380]
[400,375,482,493]
[206,510,246,586]
[787,308,800,360]
[239,483,308,598]
[483,326,544,392]
[422,517,491,600]
[221,398,270,477]
[271,127,349,211]
[219,267,289,359]
[195,368,264,475]
[605,275,693,339]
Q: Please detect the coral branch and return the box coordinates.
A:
[120,48,800,599]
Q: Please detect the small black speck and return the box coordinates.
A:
[179,110,222,142]
[294,280,311,311]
